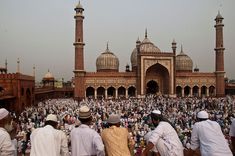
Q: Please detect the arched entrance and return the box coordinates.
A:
[184,86,190,97]
[146,80,159,94]
[26,88,31,107]
[176,86,182,97]
[107,87,115,98]
[97,87,105,99]
[86,87,95,98]
[128,86,136,97]
[209,86,215,96]
[193,86,199,97]
[118,86,125,98]
[201,86,207,97]
[145,63,170,94]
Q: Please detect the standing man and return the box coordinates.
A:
[0,108,16,155]
[190,110,232,156]
[101,114,134,156]
[141,110,184,156]
[30,114,69,156]
[70,105,105,156]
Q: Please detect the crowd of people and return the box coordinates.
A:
[1,95,235,155]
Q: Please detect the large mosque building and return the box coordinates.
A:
[73,2,226,100]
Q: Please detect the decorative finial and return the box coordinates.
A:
[17,58,20,73]
[145,28,148,38]
[5,59,7,69]
[180,44,183,53]
[48,69,50,73]
[172,39,176,44]
[106,41,109,51]
[33,65,35,77]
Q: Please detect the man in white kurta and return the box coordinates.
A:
[142,110,184,156]
[30,114,69,156]
[0,108,16,155]
[190,110,232,156]
[70,105,105,156]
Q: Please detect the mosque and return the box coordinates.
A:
[73,2,227,100]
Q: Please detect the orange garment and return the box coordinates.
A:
[101,126,133,156]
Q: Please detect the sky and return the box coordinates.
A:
[0,0,234,82]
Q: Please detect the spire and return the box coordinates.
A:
[17,58,20,73]
[180,44,184,53]
[33,65,35,77]
[106,41,109,51]
[145,28,148,38]
[5,59,7,69]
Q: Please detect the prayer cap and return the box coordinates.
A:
[197,110,209,119]
[152,110,161,115]
[46,114,58,122]
[79,105,92,119]
[107,114,120,124]
[0,108,9,120]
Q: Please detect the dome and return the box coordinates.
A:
[130,48,137,68]
[140,37,161,53]
[139,30,161,53]
[175,46,193,72]
[43,70,54,80]
[96,44,119,72]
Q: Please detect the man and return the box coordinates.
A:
[0,108,16,155]
[142,110,184,156]
[230,118,235,154]
[101,114,134,156]
[190,110,232,156]
[70,105,105,156]
[30,114,69,156]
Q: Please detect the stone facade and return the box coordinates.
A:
[73,3,227,100]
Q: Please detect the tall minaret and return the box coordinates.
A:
[214,11,225,97]
[74,1,85,100]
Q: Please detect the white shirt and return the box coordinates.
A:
[191,119,232,156]
[30,125,69,156]
[0,127,16,156]
[229,119,235,137]
[70,124,105,156]
[148,121,184,156]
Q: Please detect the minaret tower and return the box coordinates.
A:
[214,11,225,97]
[74,1,85,100]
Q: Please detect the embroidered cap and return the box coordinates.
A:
[46,114,58,122]
[0,108,9,120]
[152,110,161,115]
[197,110,209,119]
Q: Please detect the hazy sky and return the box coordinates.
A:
[0,0,234,82]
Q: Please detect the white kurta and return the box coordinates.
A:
[70,124,105,156]
[191,119,232,156]
[229,119,235,136]
[30,125,69,156]
[148,121,184,156]
[0,127,16,156]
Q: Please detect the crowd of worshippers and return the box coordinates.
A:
[0,95,235,155]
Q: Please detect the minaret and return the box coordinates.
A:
[136,37,141,96]
[172,39,177,95]
[214,11,225,97]
[74,1,85,100]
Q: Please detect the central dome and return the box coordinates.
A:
[140,37,161,53]
[96,44,119,72]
